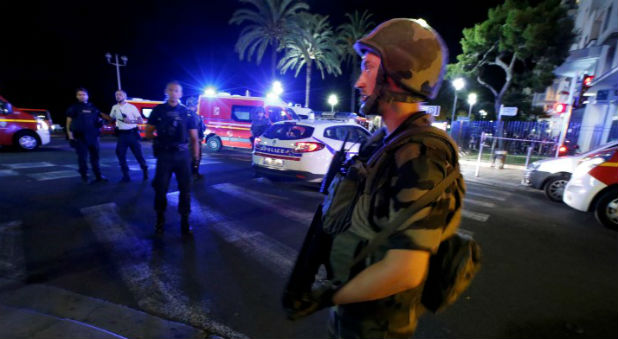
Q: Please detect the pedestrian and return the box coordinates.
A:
[185,96,205,180]
[288,19,466,338]
[66,87,110,183]
[109,90,148,182]
[145,81,200,236]
[250,109,270,148]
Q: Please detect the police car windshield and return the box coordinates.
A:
[263,123,314,140]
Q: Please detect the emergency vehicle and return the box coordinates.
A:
[198,93,298,152]
[0,95,50,151]
[563,145,618,229]
[252,119,370,182]
[100,98,163,137]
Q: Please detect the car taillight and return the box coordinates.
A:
[559,145,568,155]
[294,141,324,152]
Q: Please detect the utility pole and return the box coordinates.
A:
[105,53,128,91]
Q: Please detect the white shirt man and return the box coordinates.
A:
[110,93,142,130]
[110,90,148,182]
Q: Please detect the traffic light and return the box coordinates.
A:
[578,74,595,107]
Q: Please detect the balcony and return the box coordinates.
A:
[554,46,604,77]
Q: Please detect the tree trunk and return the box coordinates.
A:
[350,57,359,112]
[271,47,277,81]
[305,61,312,108]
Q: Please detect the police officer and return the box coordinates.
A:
[288,19,466,338]
[145,81,199,236]
[185,96,204,180]
[109,90,148,182]
[66,87,110,183]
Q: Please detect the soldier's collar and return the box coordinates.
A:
[383,111,426,143]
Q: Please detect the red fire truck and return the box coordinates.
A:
[198,94,298,152]
[0,95,50,151]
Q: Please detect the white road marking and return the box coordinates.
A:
[464,198,496,208]
[167,192,297,278]
[461,210,491,222]
[4,162,55,169]
[466,191,508,202]
[81,203,246,339]
[0,221,26,281]
[0,170,18,177]
[28,170,81,181]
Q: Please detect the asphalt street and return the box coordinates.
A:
[0,136,616,338]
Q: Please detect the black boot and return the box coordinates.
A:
[155,212,165,235]
[81,174,89,183]
[180,215,192,236]
[120,173,131,182]
[91,175,108,184]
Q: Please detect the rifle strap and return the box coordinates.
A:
[350,165,461,268]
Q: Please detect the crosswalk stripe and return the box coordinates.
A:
[0,170,18,177]
[28,170,80,181]
[464,198,496,208]
[466,191,508,202]
[210,183,314,223]
[167,192,297,279]
[461,210,490,222]
[80,203,246,339]
[4,162,56,169]
[0,221,26,281]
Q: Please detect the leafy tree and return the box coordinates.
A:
[229,0,309,80]
[449,0,575,119]
[278,13,342,107]
[336,10,374,112]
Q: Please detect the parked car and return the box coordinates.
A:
[0,95,50,151]
[524,141,618,202]
[563,146,618,230]
[252,120,370,183]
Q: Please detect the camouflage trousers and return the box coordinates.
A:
[327,307,422,339]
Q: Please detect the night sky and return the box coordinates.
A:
[3,0,503,122]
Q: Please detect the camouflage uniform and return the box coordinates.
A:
[328,112,465,338]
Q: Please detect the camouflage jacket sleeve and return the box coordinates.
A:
[372,138,462,254]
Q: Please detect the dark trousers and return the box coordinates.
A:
[74,136,101,178]
[153,150,191,215]
[116,130,146,175]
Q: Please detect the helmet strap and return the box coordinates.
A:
[380,89,426,104]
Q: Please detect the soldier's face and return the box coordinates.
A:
[165,84,183,101]
[76,91,88,103]
[355,53,380,105]
[115,91,127,103]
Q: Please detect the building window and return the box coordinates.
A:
[603,5,612,33]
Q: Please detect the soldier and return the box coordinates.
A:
[185,96,205,180]
[145,81,200,236]
[289,19,466,338]
[109,90,148,182]
[66,87,110,183]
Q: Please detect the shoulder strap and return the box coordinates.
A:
[350,165,461,268]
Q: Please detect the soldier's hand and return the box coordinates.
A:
[284,280,340,321]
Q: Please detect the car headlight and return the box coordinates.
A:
[37,120,49,131]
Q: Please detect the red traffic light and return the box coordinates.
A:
[554,103,567,114]
[583,75,594,87]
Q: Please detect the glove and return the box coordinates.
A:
[283,280,340,321]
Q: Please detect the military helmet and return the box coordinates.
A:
[354,18,448,100]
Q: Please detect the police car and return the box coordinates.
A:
[252,120,371,182]
[563,145,618,230]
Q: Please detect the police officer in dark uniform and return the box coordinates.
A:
[66,87,110,183]
[185,96,205,180]
[145,81,199,236]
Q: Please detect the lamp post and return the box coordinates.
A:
[479,109,487,120]
[467,93,477,119]
[105,53,128,91]
[450,78,465,134]
[328,94,338,113]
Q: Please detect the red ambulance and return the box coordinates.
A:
[0,95,50,151]
[198,94,298,152]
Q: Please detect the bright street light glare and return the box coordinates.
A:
[272,81,283,96]
[204,87,216,97]
[467,92,477,105]
[328,94,338,106]
[452,78,465,91]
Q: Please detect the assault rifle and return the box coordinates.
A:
[319,132,350,194]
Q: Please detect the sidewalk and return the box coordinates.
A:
[459,159,529,190]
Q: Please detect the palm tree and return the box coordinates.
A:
[336,10,374,112]
[229,0,309,80]
[278,13,342,107]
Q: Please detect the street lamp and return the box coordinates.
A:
[328,94,338,113]
[479,109,487,120]
[450,78,465,133]
[105,52,128,91]
[467,93,477,119]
